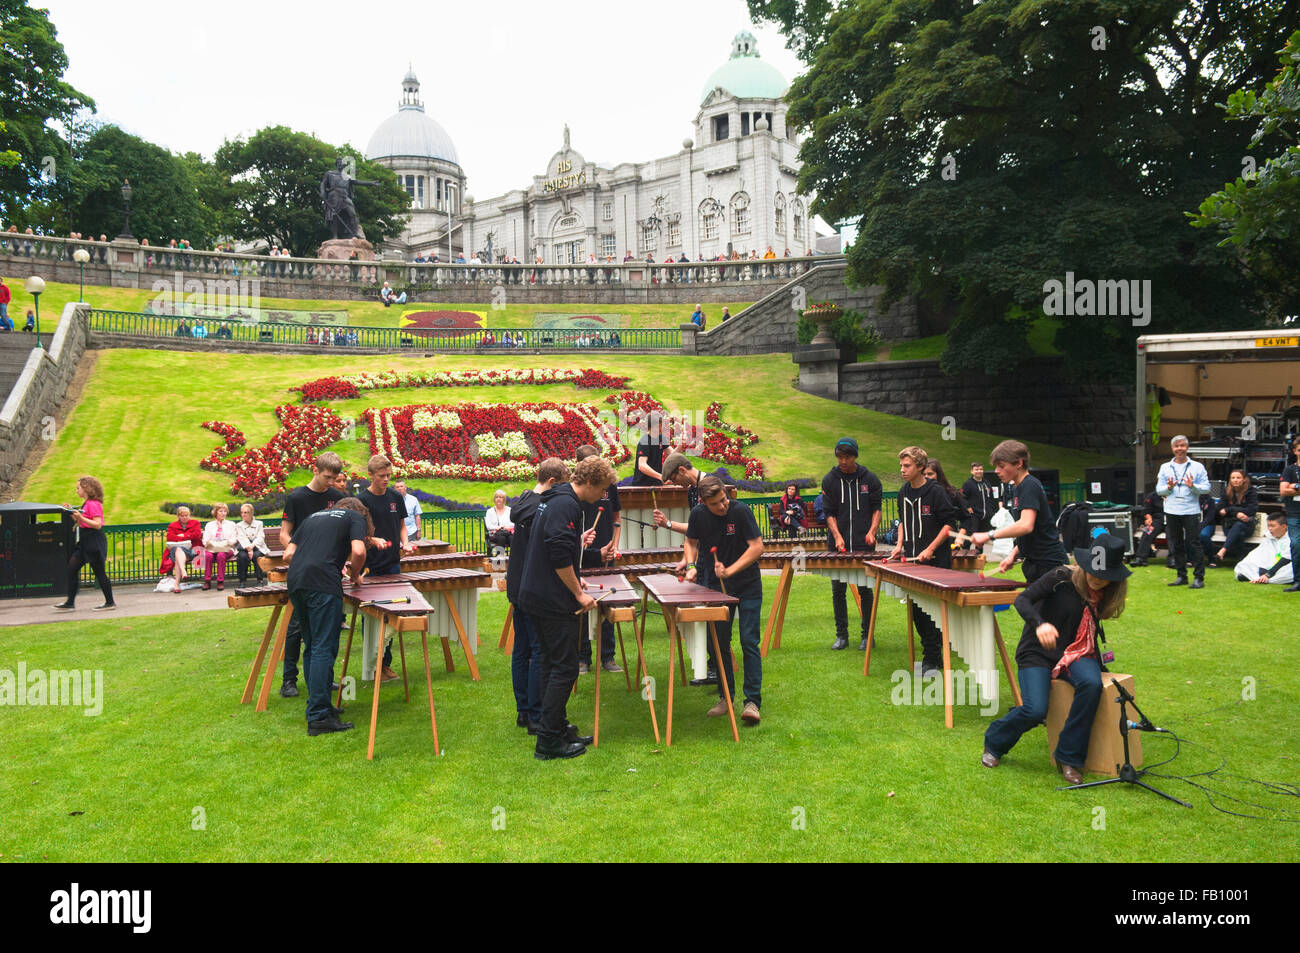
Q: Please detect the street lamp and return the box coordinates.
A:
[117,179,134,239]
[25,275,45,350]
[73,247,90,301]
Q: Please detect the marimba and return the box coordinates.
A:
[759,550,892,655]
[229,578,441,760]
[381,568,492,681]
[399,550,491,573]
[636,573,740,745]
[861,561,1024,728]
[616,486,692,549]
[575,573,643,745]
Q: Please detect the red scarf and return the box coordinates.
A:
[1052,587,1103,678]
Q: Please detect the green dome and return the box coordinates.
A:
[700,31,787,104]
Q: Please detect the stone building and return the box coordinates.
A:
[367,30,816,262]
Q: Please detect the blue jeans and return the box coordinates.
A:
[1202,520,1253,562]
[510,607,542,722]
[984,658,1102,769]
[289,589,343,723]
[1288,517,1300,571]
[714,596,763,709]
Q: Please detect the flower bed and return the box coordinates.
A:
[295,367,630,402]
[603,392,765,478]
[201,404,348,496]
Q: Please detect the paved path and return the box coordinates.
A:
[1,582,235,627]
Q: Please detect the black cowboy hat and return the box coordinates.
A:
[1073,533,1132,582]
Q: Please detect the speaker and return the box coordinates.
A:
[1085,465,1137,506]
[1029,468,1060,513]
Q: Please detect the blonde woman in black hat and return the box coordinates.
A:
[981,534,1130,784]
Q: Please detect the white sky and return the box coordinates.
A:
[38,0,808,201]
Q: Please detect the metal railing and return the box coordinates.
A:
[89,309,680,351]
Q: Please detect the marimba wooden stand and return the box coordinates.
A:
[575,601,637,746]
[760,557,868,656]
[241,600,295,712]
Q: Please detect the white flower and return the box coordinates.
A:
[517,409,564,425]
[475,431,532,460]
[413,409,463,430]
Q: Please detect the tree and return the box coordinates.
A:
[1191,30,1300,322]
[751,0,1298,377]
[213,126,410,256]
[0,0,94,223]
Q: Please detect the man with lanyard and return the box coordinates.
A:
[394,479,421,541]
[971,440,1068,583]
[820,437,883,650]
[283,497,370,735]
[358,454,413,681]
[653,452,719,685]
[1154,434,1211,589]
[683,476,764,725]
[518,456,615,760]
[961,462,996,542]
[1281,436,1300,593]
[574,445,622,674]
[279,452,344,699]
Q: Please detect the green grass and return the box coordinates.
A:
[876,317,1063,363]
[7,277,750,331]
[21,350,1120,521]
[3,565,1296,862]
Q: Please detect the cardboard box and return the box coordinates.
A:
[1046,672,1142,777]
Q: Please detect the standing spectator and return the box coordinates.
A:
[1282,437,1300,592]
[234,503,269,584]
[720,306,732,322]
[962,462,996,541]
[394,479,421,540]
[0,278,10,331]
[201,503,238,590]
[1156,435,1211,589]
[690,304,706,330]
[52,476,115,611]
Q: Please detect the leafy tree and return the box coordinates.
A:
[213,126,410,256]
[0,0,94,223]
[1191,29,1300,322]
[751,0,1298,377]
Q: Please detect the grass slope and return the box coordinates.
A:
[21,350,1118,521]
[2,566,1295,862]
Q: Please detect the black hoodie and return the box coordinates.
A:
[517,483,584,618]
[505,488,542,605]
[820,463,883,551]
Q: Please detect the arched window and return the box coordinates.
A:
[792,198,804,242]
[731,192,751,236]
[699,198,723,242]
[774,193,786,234]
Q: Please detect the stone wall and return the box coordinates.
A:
[697,261,920,355]
[838,357,1134,454]
[0,304,90,485]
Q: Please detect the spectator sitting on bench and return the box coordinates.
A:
[1203,469,1258,566]
[1234,512,1294,585]
[770,484,806,539]
[1130,489,1164,566]
[379,282,407,306]
[174,319,190,337]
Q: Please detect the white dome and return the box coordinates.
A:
[367,106,460,165]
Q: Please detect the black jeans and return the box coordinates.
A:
[532,610,579,739]
[289,589,343,723]
[1166,513,1205,580]
[1021,559,1065,585]
[831,580,869,640]
[67,540,113,606]
[236,548,266,583]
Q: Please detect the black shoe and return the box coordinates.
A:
[689,673,719,686]
[280,680,299,698]
[1165,557,1177,569]
[534,736,587,760]
[1131,558,1148,567]
[1189,578,1204,589]
[921,663,941,679]
[831,636,849,650]
[516,712,530,728]
[858,636,870,651]
[1285,583,1300,592]
[332,705,346,717]
[565,723,595,746]
[52,602,75,611]
[307,716,354,735]
[91,603,117,611]
[1168,577,1188,587]
[527,719,542,736]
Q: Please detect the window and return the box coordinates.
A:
[640,226,658,254]
[416,176,424,209]
[602,202,613,222]
[793,200,804,241]
[730,191,751,235]
[668,222,680,247]
[702,213,719,240]
[741,113,750,137]
[602,233,616,258]
[734,208,750,234]
[712,114,729,142]
[774,193,786,234]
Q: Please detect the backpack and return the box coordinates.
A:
[1057,502,1094,551]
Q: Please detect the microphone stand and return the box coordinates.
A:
[1060,679,1191,807]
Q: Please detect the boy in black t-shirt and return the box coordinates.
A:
[279,451,345,698]
[971,440,1068,583]
[357,454,412,682]
[890,446,961,676]
[574,445,623,674]
[633,411,673,485]
[961,462,996,538]
[284,498,370,735]
[684,476,765,724]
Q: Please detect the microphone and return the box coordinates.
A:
[1126,720,1166,733]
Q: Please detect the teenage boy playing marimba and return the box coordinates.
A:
[683,476,765,725]
[970,440,1068,584]
[821,437,883,651]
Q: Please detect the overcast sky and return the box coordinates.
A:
[38,0,808,200]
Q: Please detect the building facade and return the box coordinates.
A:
[367,31,815,263]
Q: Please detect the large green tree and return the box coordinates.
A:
[213,126,410,256]
[0,0,94,223]
[1191,29,1300,322]
[751,0,1298,377]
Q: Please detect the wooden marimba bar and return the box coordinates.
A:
[760,550,891,655]
[617,486,691,549]
[399,551,491,573]
[862,560,1024,728]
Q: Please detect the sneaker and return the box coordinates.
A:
[981,749,1000,768]
[52,602,75,611]
[741,701,761,725]
[706,697,730,717]
[578,662,590,675]
[830,636,849,650]
[307,716,354,736]
[280,680,299,698]
[91,603,117,611]
[601,659,623,673]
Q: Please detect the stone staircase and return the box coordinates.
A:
[0,333,50,401]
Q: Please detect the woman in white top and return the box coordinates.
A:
[484,489,514,551]
[233,503,269,584]
[202,503,239,590]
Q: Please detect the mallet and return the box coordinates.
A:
[711,546,728,595]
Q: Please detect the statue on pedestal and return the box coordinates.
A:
[321,157,377,241]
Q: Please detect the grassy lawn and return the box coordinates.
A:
[20,350,1120,521]
[2,565,1295,862]
[5,277,750,331]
